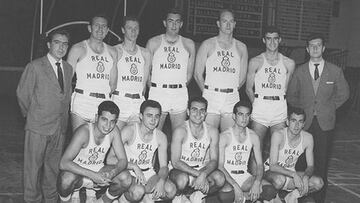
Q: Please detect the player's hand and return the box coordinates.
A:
[152,179,165,200]
[301,175,310,196]
[192,172,208,193]
[91,172,112,187]
[293,173,304,192]
[234,186,245,203]
[249,180,261,202]
[134,167,146,185]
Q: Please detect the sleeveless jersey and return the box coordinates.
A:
[254,53,287,96]
[224,127,252,173]
[116,45,145,94]
[277,128,304,171]
[180,121,210,167]
[205,38,241,88]
[151,35,189,85]
[125,123,158,170]
[73,123,111,172]
[75,40,113,93]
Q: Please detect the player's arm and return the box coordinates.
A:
[108,46,118,94]
[248,130,263,201]
[141,47,151,96]
[16,62,36,117]
[194,39,210,91]
[284,57,296,91]
[66,42,85,75]
[200,127,219,175]
[171,126,200,177]
[301,132,315,196]
[60,126,110,184]
[236,41,249,89]
[109,126,128,178]
[245,56,261,103]
[145,36,160,88]
[183,37,196,85]
[157,131,169,180]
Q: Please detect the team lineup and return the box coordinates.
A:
[17,7,350,203]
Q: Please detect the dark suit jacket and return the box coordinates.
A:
[287,61,349,131]
[17,55,73,135]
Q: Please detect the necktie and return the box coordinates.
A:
[314,63,320,80]
[56,62,64,92]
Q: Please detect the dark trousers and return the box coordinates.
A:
[296,117,333,203]
[23,128,65,203]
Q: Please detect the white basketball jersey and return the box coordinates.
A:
[75,40,113,93]
[125,123,158,170]
[73,123,111,172]
[254,53,287,96]
[205,39,241,88]
[224,127,252,173]
[151,35,189,85]
[277,128,304,171]
[180,121,210,168]
[116,45,145,94]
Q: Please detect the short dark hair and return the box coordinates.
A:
[218,9,234,21]
[89,13,109,26]
[233,101,252,114]
[97,100,119,117]
[47,29,70,43]
[188,96,208,110]
[122,15,139,28]
[263,26,281,38]
[140,100,162,114]
[287,105,306,121]
[165,7,183,21]
[306,33,325,46]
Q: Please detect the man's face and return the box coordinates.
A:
[217,11,236,35]
[47,34,69,61]
[233,106,251,128]
[188,101,207,124]
[287,113,305,135]
[306,38,325,59]
[96,111,118,135]
[140,107,161,130]
[122,20,139,42]
[163,13,182,35]
[89,17,109,40]
[263,32,281,52]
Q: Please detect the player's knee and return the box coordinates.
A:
[211,170,226,187]
[164,180,177,199]
[115,170,132,189]
[271,175,286,190]
[311,176,324,191]
[57,171,78,195]
[260,184,277,201]
[129,184,146,202]
[218,185,235,203]
[173,173,189,191]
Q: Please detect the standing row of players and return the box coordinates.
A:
[17,5,349,203]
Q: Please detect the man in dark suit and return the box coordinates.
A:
[287,33,349,203]
[17,29,73,203]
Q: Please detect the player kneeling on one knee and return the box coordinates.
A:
[57,101,131,203]
[264,106,323,203]
[218,101,277,203]
[107,100,176,202]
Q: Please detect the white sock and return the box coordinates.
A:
[106,188,118,200]
[59,194,71,202]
